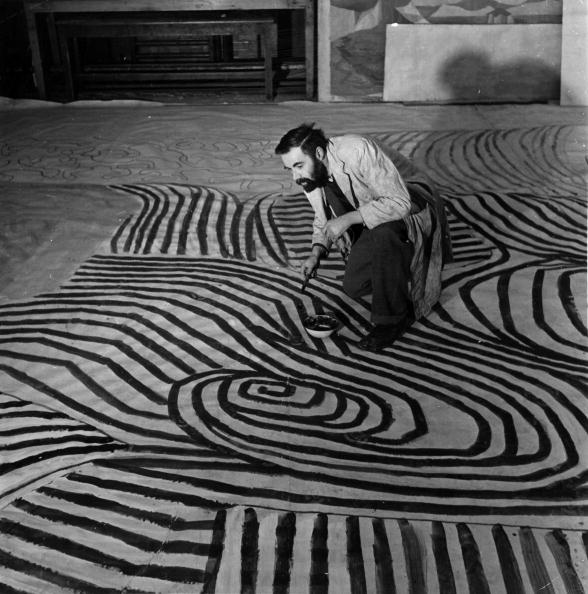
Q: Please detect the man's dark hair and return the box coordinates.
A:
[274,122,328,156]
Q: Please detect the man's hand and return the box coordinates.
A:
[323,211,363,242]
[301,254,320,281]
[301,243,327,281]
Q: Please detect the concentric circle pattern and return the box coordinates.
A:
[170,364,580,493]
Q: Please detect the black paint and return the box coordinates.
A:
[456,523,490,594]
[310,513,328,594]
[273,512,296,594]
[431,521,456,594]
[241,507,259,594]
[399,519,426,594]
[346,516,367,594]
[372,518,396,594]
[492,524,524,594]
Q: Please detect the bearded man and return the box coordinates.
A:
[275,122,452,352]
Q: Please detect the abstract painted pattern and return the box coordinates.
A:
[0,126,586,592]
[2,466,587,593]
[391,0,563,25]
[1,120,579,194]
[330,0,562,27]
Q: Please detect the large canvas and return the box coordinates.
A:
[0,100,586,591]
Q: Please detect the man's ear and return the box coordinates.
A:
[315,146,325,161]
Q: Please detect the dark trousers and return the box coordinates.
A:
[342,220,413,325]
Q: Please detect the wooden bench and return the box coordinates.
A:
[23,0,315,101]
[56,17,278,100]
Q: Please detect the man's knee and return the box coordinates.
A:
[342,273,369,299]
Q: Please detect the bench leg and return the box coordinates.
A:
[262,26,273,101]
[304,0,315,100]
[58,34,76,101]
[24,8,46,99]
[47,13,61,67]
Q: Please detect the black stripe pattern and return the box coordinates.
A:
[1,179,586,513]
[3,482,586,594]
[0,125,586,592]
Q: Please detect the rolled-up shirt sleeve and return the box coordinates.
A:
[353,138,411,228]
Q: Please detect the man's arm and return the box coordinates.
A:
[347,137,412,228]
[323,209,363,242]
[301,242,327,281]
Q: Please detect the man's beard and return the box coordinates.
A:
[296,158,329,192]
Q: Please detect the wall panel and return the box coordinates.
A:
[382,24,561,103]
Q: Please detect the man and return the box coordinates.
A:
[275,122,451,352]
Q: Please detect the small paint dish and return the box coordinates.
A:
[303,314,339,338]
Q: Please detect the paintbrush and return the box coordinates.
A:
[301,272,311,292]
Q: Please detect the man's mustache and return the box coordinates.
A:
[296,178,313,186]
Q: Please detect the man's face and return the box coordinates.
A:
[280,146,329,192]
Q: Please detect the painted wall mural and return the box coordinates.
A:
[329,0,563,99]
[331,0,562,33]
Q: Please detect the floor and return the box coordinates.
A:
[0,96,586,593]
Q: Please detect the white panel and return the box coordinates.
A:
[384,24,562,103]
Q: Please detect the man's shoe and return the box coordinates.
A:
[358,318,412,352]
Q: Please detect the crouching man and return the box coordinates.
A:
[275,122,452,352]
